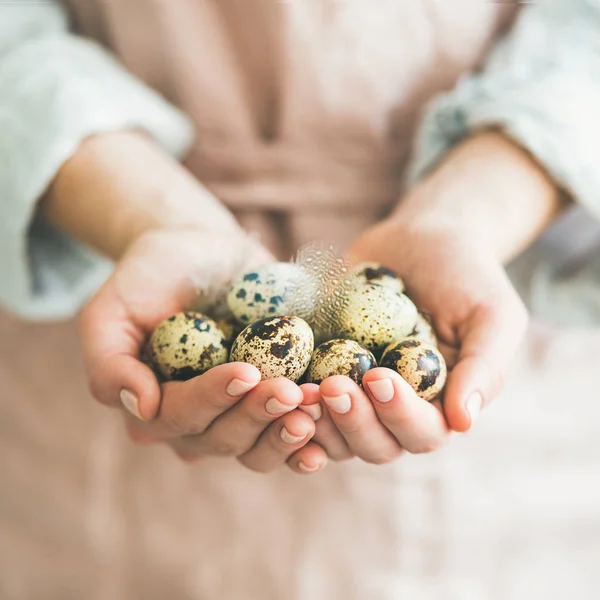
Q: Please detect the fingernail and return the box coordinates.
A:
[465,392,483,427]
[226,378,256,396]
[280,427,307,445]
[298,461,320,473]
[120,389,142,420]
[322,394,351,414]
[299,403,322,421]
[265,397,293,415]
[367,378,395,403]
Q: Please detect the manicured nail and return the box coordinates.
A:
[465,392,483,427]
[367,378,395,403]
[265,397,293,415]
[120,389,142,420]
[298,461,320,473]
[322,394,351,414]
[226,378,256,396]
[299,403,322,421]
[280,427,307,445]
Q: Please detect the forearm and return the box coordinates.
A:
[394,132,567,263]
[41,131,240,261]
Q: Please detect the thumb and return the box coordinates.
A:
[443,287,529,432]
[79,286,162,421]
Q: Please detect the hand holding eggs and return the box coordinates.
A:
[148,258,448,403]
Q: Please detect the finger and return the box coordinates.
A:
[300,383,353,461]
[127,362,261,439]
[80,292,163,421]
[319,376,403,465]
[363,368,450,454]
[447,289,529,432]
[287,442,329,475]
[169,440,207,465]
[176,378,303,457]
[237,411,315,473]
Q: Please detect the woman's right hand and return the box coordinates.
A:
[79,229,324,473]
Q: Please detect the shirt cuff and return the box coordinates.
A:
[0,34,195,320]
[410,66,600,223]
[407,29,600,324]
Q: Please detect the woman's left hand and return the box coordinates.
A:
[287,218,528,471]
[286,133,555,472]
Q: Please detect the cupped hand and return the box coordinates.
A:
[79,229,321,472]
[291,217,528,469]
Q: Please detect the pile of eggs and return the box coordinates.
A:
[150,261,447,402]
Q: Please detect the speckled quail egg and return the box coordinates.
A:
[306,339,376,386]
[151,312,229,381]
[333,283,418,353]
[346,262,404,294]
[380,338,447,401]
[408,312,438,347]
[227,262,315,326]
[230,316,314,381]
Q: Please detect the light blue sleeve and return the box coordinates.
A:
[0,2,195,321]
[410,0,600,224]
[409,0,600,325]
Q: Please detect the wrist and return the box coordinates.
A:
[393,131,566,263]
[42,131,240,261]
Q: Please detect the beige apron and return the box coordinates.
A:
[7,3,600,599]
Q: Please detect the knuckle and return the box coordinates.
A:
[330,450,354,462]
[237,457,273,474]
[163,413,205,436]
[338,422,363,436]
[363,448,403,465]
[245,410,270,428]
[409,437,446,455]
[208,438,243,457]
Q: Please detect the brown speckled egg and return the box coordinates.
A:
[306,339,376,386]
[346,262,404,294]
[151,312,229,381]
[333,283,418,353]
[408,312,438,347]
[230,316,314,381]
[227,262,315,326]
[380,338,447,401]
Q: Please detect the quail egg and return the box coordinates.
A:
[346,262,404,294]
[227,262,315,326]
[408,312,438,347]
[306,339,376,386]
[333,283,418,353]
[380,338,447,401]
[151,312,229,381]
[230,315,314,381]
